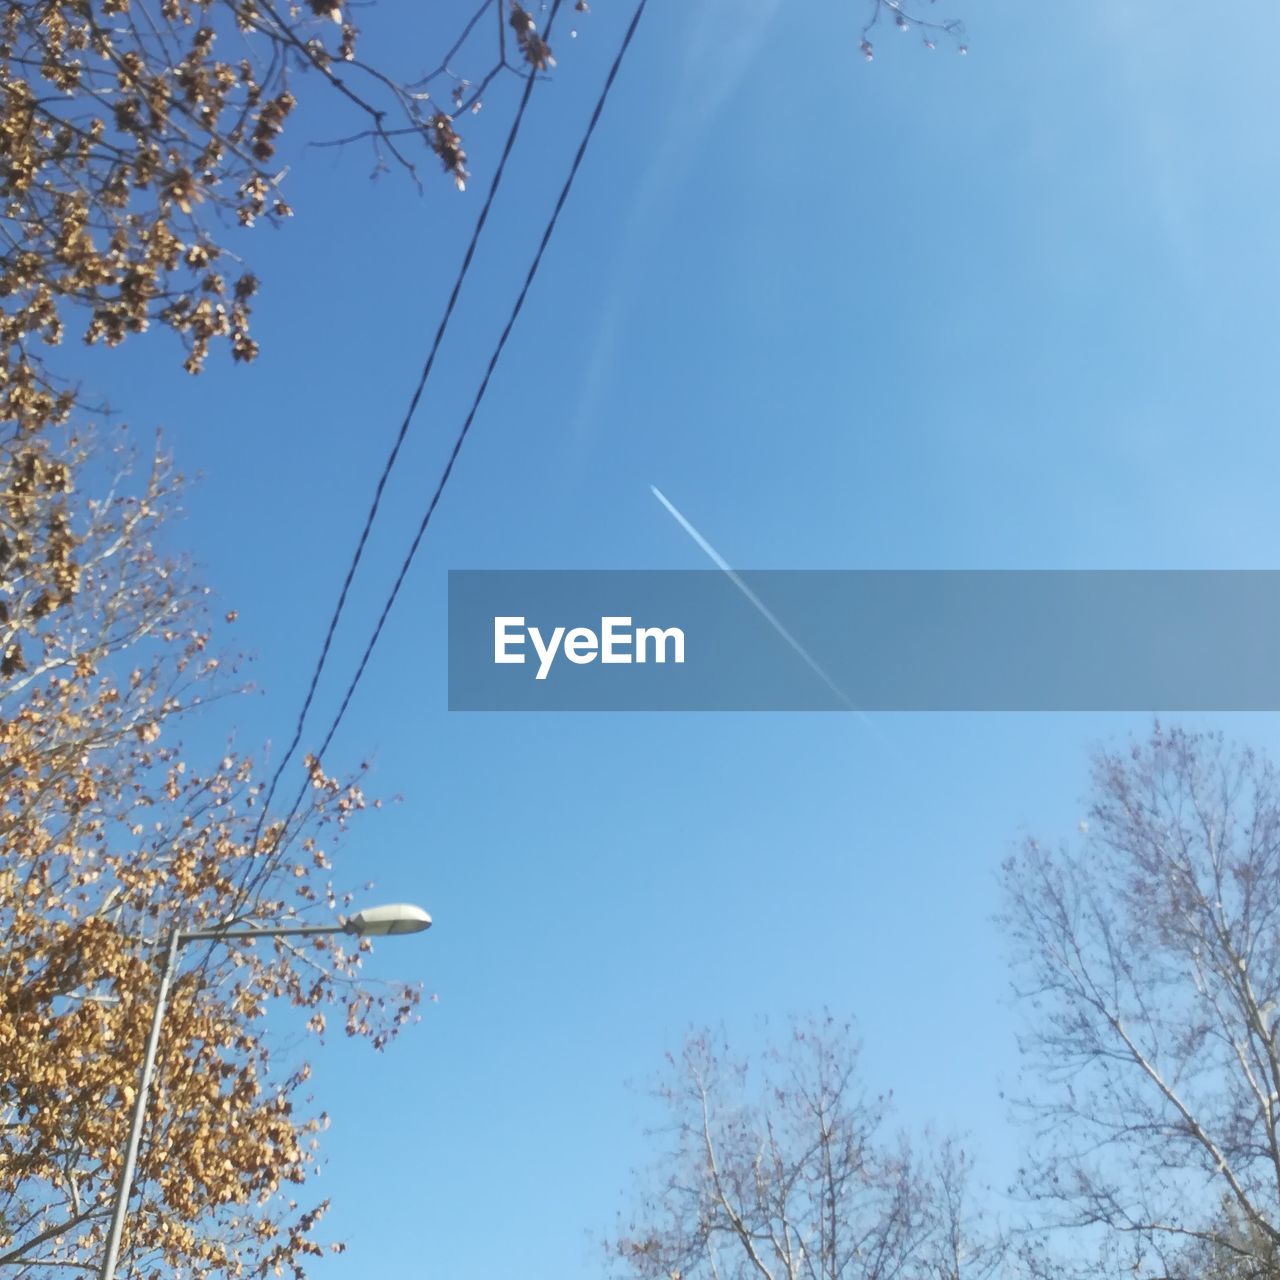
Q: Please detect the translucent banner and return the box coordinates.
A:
[447,570,1280,711]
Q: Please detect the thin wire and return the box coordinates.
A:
[218,0,568,969]
[257,0,652,891]
[248,13,552,864]
[238,0,649,907]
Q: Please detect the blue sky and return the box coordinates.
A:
[69,1,1280,1275]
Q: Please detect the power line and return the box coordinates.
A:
[240,0,650,905]
[248,6,558,863]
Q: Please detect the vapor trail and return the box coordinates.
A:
[650,485,870,721]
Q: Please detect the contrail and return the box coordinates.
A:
[650,485,871,722]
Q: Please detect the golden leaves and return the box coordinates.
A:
[510,2,555,71]
[428,112,468,192]
[0,1,313,424]
[250,90,295,162]
[307,0,343,23]
[2,639,25,676]
[0,436,416,1277]
[0,0,551,424]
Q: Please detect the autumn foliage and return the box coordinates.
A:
[0,1,588,1269]
[0,0,563,433]
[0,430,417,1277]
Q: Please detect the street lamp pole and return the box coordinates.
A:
[97,904,431,1280]
[98,927,181,1280]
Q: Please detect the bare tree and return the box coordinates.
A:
[1001,725,1280,1279]
[1170,1199,1280,1279]
[858,0,967,60]
[610,1016,1006,1280]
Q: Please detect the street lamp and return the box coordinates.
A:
[99,904,432,1280]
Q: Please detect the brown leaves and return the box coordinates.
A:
[134,720,161,743]
[0,0,597,426]
[428,113,469,192]
[510,2,555,71]
[0,436,418,1276]
[1,639,25,677]
[0,3,310,420]
[251,90,296,162]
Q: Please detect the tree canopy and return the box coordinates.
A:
[0,429,416,1277]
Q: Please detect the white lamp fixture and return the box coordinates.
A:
[346,902,433,937]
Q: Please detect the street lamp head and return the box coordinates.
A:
[344,902,433,937]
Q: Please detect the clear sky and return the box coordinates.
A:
[68,1,1280,1275]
